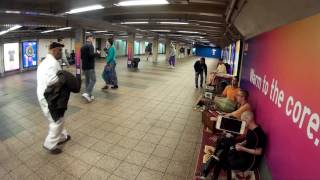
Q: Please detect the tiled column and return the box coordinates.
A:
[100,38,107,58]
[75,29,85,80]
[0,43,4,76]
[176,43,181,59]
[127,33,135,67]
[165,38,171,63]
[152,36,159,63]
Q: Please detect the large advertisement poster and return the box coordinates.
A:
[230,42,236,74]
[233,40,241,76]
[22,41,38,68]
[127,39,133,67]
[240,14,320,179]
[4,43,20,72]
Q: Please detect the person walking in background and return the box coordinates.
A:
[194,57,208,88]
[103,38,118,89]
[81,35,96,102]
[216,58,227,74]
[37,42,71,154]
[168,43,176,68]
[145,43,152,61]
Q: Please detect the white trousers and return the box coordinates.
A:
[39,99,69,150]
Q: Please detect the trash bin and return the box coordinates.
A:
[133,57,140,68]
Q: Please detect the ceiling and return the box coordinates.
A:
[233,0,320,39]
[0,0,235,47]
[0,0,320,47]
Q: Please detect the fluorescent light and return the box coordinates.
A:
[94,30,108,33]
[160,22,189,25]
[121,21,149,25]
[66,4,104,14]
[116,0,169,6]
[151,30,170,32]
[104,34,114,36]
[41,30,55,34]
[5,10,21,14]
[0,25,22,35]
[55,27,72,31]
[8,25,22,31]
[178,31,200,34]
[40,27,71,34]
[85,32,91,34]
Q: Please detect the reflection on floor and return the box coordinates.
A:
[0,55,218,180]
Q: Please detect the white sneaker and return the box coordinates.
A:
[168,66,172,69]
[171,66,175,69]
[82,93,92,102]
[90,96,95,100]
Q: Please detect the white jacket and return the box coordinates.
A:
[37,54,61,103]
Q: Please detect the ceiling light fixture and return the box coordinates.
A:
[66,4,104,14]
[41,27,72,34]
[177,31,200,34]
[94,30,108,33]
[160,22,189,25]
[0,25,22,35]
[121,22,149,25]
[5,10,21,14]
[116,0,169,6]
[55,27,72,31]
[41,30,55,34]
[151,30,170,32]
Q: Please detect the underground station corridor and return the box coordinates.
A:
[0,56,218,180]
[1,0,320,180]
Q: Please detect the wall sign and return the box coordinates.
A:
[22,41,38,68]
[4,43,20,72]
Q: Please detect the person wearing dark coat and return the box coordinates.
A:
[37,42,79,154]
[44,70,81,121]
[194,57,208,88]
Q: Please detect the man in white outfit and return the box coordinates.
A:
[37,42,70,154]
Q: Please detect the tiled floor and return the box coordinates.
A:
[0,55,218,180]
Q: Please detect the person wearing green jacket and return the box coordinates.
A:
[102,38,118,89]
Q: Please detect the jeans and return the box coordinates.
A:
[110,62,118,86]
[195,71,204,87]
[83,69,96,96]
[169,56,176,66]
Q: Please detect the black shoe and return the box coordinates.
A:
[43,146,62,155]
[57,135,71,145]
[101,85,109,90]
[111,85,118,89]
[196,86,198,88]
[200,85,203,88]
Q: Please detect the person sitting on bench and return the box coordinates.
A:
[222,77,240,102]
[198,111,266,180]
[224,89,251,119]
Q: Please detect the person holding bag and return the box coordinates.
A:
[102,38,118,90]
[102,38,118,89]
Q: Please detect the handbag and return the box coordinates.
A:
[102,65,113,84]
